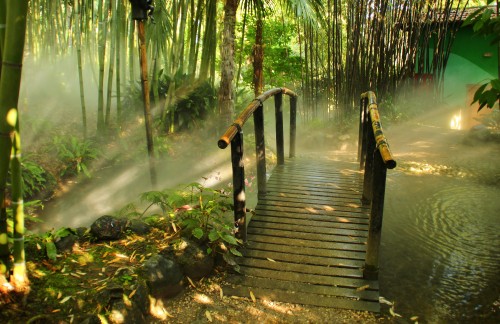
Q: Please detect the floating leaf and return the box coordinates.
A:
[250,291,256,303]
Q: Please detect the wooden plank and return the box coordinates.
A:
[269,172,362,186]
[257,200,369,220]
[255,206,370,226]
[226,276,378,301]
[238,258,362,278]
[264,185,362,199]
[241,249,364,268]
[263,192,366,207]
[247,234,367,252]
[259,197,368,213]
[245,241,367,261]
[249,220,368,238]
[252,212,369,231]
[222,285,380,312]
[239,266,379,290]
[247,227,366,245]
[255,204,367,223]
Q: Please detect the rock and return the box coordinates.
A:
[54,233,78,253]
[161,238,214,281]
[126,219,151,235]
[90,215,126,241]
[109,299,146,324]
[141,254,184,298]
[130,280,150,314]
[75,314,101,324]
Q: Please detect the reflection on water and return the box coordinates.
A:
[381,172,500,322]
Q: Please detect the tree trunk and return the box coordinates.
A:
[218,0,239,126]
[253,13,264,96]
[75,0,87,138]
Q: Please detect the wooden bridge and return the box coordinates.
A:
[217,89,396,313]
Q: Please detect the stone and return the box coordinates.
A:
[109,300,146,324]
[54,233,78,253]
[141,254,184,298]
[126,219,151,235]
[161,238,214,281]
[90,215,126,241]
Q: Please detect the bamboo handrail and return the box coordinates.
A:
[218,88,297,149]
[217,87,298,242]
[361,91,396,169]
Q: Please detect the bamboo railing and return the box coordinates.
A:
[358,91,397,280]
[218,87,298,242]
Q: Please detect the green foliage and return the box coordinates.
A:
[115,182,242,267]
[53,136,99,178]
[37,228,76,261]
[463,0,500,111]
[238,17,302,90]
[159,73,218,132]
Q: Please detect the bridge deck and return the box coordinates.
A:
[224,157,380,313]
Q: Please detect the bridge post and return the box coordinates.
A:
[362,129,375,205]
[254,103,267,196]
[290,96,297,158]
[275,92,285,165]
[363,148,387,279]
[231,130,247,242]
[358,97,368,170]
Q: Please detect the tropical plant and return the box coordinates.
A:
[0,0,29,290]
[53,136,99,178]
[463,0,500,111]
[18,158,54,199]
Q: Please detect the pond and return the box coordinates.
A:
[379,118,500,322]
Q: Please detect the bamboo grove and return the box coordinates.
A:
[24,0,473,129]
[0,0,481,291]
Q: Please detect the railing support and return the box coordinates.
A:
[362,130,375,205]
[218,87,298,243]
[253,104,266,196]
[275,92,285,165]
[363,149,387,280]
[290,96,297,158]
[230,130,247,242]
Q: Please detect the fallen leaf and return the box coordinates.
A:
[129,289,137,299]
[219,288,224,299]
[57,291,62,299]
[70,273,81,278]
[102,251,109,258]
[267,258,276,262]
[36,243,42,250]
[76,271,86,276]
[356,284,370,291]
[410,316,419,321]
[60,296,72,304]
[52,309,61,313]
[250,291,256,303]
[205,310,212,322]
[187,276,196,288]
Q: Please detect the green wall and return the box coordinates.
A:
[443,26,497,104]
